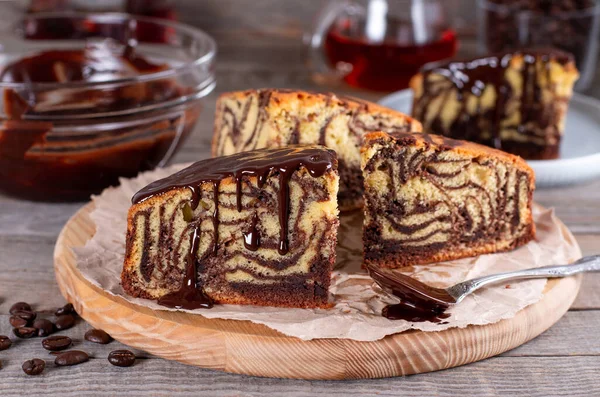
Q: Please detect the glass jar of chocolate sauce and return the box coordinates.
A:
[0,12,216,200]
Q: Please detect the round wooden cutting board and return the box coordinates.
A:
[53,202,582,380]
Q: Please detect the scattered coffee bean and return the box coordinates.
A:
[9,315,28,328]
[22,359,45,376]
[42,335,72,351]
[55,303,75,317]
[108,350,136,367]
[55,314,75,331]
[84,329,112,344]
[12,310,36,323]
[33,319,55,337]
[0,359,2,369]
[54,350,89,367]
[9,302,32,315]
[0,335,12,351]
[13,327,37,339]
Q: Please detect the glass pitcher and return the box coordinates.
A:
[307,0,458,92]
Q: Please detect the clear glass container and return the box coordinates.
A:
[307,0,458,92]
[478,0,600,91]
[0,12,216,200]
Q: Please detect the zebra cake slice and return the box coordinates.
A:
[361,131,536,269]
[212,89,421,211]
[122,146,339,309]
[410,49,578,160]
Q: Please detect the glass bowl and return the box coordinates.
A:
[477,0,600,91]
[0,12,216,200]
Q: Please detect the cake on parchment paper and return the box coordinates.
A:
[122,145,339,309]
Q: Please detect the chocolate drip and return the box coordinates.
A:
[277,171,291,254]
[157,228,213,310]
[243,213,261,251]
[413,49,573,156]
[367,265,451,323]
[133,146,336,309]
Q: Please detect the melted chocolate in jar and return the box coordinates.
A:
[415,49,572,154]
[367,265,452,323]
[134,146,336,309]
[0,41,187,200]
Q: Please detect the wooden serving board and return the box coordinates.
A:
[53,202,582,380]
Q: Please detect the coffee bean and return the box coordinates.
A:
[33,319,55,337]
[22,359,45,375]
[9,302,32,315]
[42,335,72,351]
[12,310,36,322]
[84,329,112,344]
[13,327,37,339]
[54,350,89,366]
[55,314,75,331]
[0,335,12,351]
[108,350,136,367]
[9,315,28,328]
[55,303,75,317]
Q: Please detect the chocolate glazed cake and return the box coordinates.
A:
[361,131,536,268]
[410,50,578,160]
[212,89,421,211]
[121,146,339,309]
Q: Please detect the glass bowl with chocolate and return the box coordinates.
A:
[477,0,600,91]
[0,12,216,200]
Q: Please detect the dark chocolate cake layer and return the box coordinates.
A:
[212,89,421,211]
[410,50,578,160]
[361,131,536,268]
[122,146,339,309]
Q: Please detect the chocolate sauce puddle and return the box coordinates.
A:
[134,146,336,309]
[367,265,453,323]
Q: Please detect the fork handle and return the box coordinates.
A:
[454,255,600,301]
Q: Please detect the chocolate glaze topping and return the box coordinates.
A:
[133,146,336,309]
[367,265,452,323]
[414,49,574,157]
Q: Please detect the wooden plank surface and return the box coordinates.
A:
[1,356,600,397]
[1,0,600,394]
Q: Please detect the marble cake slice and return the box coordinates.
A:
[410,49,578,160]
[361,131,536,268]
[122,146,339,309]
[212,89,421,211]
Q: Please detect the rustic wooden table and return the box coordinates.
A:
[1,2,600,395]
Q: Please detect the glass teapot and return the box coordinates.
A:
[307,0,458,91]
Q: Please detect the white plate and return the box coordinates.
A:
[379,89,600,188]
